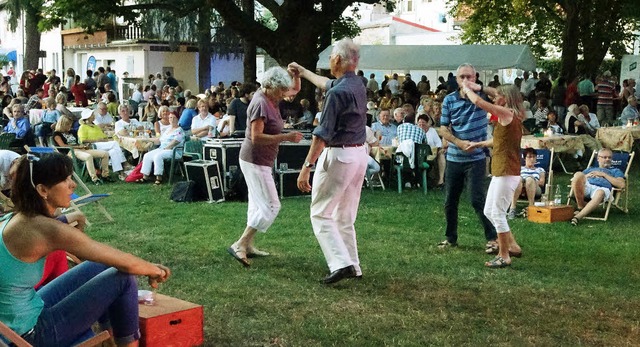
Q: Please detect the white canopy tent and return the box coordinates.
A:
[317,44,536,72]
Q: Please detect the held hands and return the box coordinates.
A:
[148,264,171,289]
[288,131,303,143]
[297,168,312,193]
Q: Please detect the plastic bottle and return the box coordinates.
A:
[554,185,562,206]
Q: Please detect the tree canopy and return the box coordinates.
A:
[451,0,640,80]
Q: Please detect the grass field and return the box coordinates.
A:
[82,167,640,346]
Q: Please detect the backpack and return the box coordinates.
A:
[170,180,195,202]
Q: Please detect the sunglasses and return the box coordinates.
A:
[27,154,40,188]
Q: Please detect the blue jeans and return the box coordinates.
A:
[444,159,496,244]
[29,262,140,346]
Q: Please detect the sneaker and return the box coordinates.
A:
[508,209,516,220]
[437,240,457,249]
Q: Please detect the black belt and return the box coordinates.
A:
[21,327,35,340]
[328,144,364,148]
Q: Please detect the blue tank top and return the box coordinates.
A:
[0,213,45,335]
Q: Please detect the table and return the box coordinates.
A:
[595,126,640,152]
[521,134,585,154]
[116,135,156,159]
[370,146,396,162]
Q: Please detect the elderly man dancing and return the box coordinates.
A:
[290,38,368,284]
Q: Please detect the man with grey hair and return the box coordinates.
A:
[438,63,497,253]
[289,38,368,284]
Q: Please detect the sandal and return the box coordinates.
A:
[570,217,579,226]
[485,241,499,254]
[485,256,511,268]
[154,179,162,185]
[247,247,270,258]
[136,178,147,183]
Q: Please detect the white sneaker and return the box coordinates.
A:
[508,209,516,220]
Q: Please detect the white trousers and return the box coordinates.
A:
[93,141,126,172]
[311,146,368,276]
[140,148,174,176]
[484,176,520,233]
[240,159,281,232]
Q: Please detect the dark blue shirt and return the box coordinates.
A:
[178,108,197,131]
[441,91,489,163]
[313,71,366,146]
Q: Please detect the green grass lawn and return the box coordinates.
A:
[83,168,640,346]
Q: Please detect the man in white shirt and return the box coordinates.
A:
[130,84,143,103]
[520,71,535,98]
[366,73,379,94]
[93,102,114,131]
[191,100,217,140]
[115,105,142,136]
[387,73,400,96]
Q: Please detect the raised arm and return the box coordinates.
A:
[462,81,514,124]
[288,62,329,90]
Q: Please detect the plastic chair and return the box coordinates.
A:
[394,143,430,194]
[0,321,110,347]
[566,150,634,221]
[167,143,186,184]
[183,139,203,160]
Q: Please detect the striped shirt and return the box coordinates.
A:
[441,91,488,162]
[521,166,545,181]
[596,80,615,106]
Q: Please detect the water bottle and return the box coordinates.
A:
[553,185,562,206]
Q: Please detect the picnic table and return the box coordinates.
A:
[595,126,640,152]
[116,135,156,159]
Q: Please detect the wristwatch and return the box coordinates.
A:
[304,161,314,168]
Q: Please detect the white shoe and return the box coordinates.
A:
[508,209,516,220]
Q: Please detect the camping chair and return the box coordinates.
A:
[517,147,554,205]
[47,137,91,181]
[0,132,16,150]
[0,321,110,347]
[167,144,186,184]
[24,146,114,226]
[394,142,430,194]
[566,150,634,221]
[183,139,203,161]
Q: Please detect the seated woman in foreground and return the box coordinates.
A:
[0,152,170,346]
[509,147,546,219]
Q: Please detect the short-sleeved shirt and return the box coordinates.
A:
[77,124,107,143]
[312,71,367,146]
[0,150,20,190]
[93,112,114,126]
[227,98,249,131]
[239,89,283,167]
[441,91,488,163]
[41,109,61,124]
[396,123,426,144]
[424,127,442,148]
[114,119,141,136]
[583,167,624,190]
[159,127,185,156]
[191,113,216,138]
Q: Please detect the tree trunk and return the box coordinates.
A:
[241,0,256,84]
[23,8,41,70]
[197,7,213,92]
[559,1,579,81]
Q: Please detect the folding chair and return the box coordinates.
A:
[0,321,110,347]
[394,143,430,194]
[24,146,114,226]
[566,150,634,221]
[517,147,554,205]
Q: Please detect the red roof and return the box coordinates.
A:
[392,16,441,32]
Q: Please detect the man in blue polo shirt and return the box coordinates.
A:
[438,63,497,253]
[570,148,625,225]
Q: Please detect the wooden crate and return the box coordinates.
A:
[528,205,574,223]
[138,294,204,347]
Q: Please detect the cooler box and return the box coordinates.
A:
[138,294,204,347]
[184,160,225,202]
[274,168,314,198]
[528,205,574,223]
[203,139,243,192]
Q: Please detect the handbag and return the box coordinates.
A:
[170,180,195,202]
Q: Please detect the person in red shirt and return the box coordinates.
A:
[71,75,88,107]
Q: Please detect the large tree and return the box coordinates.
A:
[451,0,640,80]
[1,0,44,70]
[44,0,394,98]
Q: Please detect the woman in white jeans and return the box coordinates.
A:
[139,112,184,185]
[227,67,302,267]
[462,82,524,268]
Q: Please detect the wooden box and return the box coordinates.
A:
[139,294,204,347]
[528,205,575,223]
